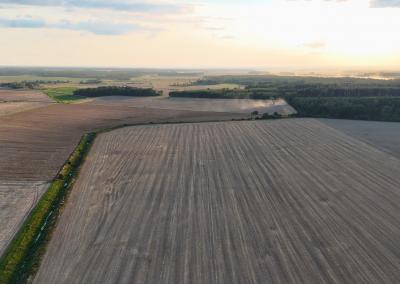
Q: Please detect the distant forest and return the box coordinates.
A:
[286,97,400,122]
[0,67,203,80]
[0,80,69,89]
[73,86,161,97]
[185,75,400,122]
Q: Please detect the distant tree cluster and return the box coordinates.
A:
[193,75,400,97]
[188,75,400,122]
[73,86,161,97]
[0,80,70,89]
[286,97,400,122]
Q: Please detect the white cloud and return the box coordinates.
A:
[0,0,184,13]
[370,0,400,7]
[0,16,143,35]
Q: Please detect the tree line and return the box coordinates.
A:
[73,86,161,97]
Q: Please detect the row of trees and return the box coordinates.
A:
[286,97,400,122]
[73,86,161,97]
[1,80,70,89]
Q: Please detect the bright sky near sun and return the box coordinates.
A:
[0,0,399,69]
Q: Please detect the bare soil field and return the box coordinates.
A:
[319,118,400,159]
[35,119,400,284]
[0,89,53,103]
[87,96,295,115]
[0,103,243,256]
[0,104,243,182]
[0,89,54,116]
[0,181,48,256]
[0,102,52,117]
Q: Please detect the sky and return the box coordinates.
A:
[0,0,399,69]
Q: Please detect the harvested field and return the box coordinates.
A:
[0,89,54,116]
[0,89,53,103]
[0,182,48,256]
[0,104,243,182]
[0,102,52,117]
[87,96,295,115]
[35,119,400,283]
[319,118,400,159]
[0,103,244,255]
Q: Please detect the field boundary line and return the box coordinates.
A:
[0,133,96,284]
[0,116,292,283]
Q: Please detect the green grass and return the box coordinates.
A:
[0,133,96,284]
[44,87,86,103]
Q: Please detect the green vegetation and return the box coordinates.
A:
[44,87,85,103]
[190,75,400,122]
[74,86,161,97]
[0,80,70,90]
[193,75,400,97]
[0,133,96,284]
[286,97,400,122]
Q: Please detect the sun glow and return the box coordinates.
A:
[0,0,398,69]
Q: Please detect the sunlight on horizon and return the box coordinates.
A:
[0,0,399,69]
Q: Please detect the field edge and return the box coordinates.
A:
[0,132,96,284]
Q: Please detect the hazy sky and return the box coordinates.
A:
[0,0,399,69]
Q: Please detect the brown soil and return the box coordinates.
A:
[0,103,245,182]
[35,119,400,283]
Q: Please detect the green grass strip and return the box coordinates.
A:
[0,133,96,284]
[43,87,86,104]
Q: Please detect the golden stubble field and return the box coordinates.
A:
[35,119,400,284]
[0,94,245,257]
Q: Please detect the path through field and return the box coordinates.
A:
[35,119,400,284]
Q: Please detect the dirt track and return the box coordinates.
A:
[35,119,400,284]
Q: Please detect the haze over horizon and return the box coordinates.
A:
[1,0,399,69]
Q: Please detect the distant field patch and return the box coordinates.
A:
[44,87,86,103]
[0,76,81,83]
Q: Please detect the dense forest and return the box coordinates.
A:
[286,97,400,122]
[189,75,400,122]
[73,86,161,97]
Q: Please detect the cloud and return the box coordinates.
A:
[0,17,45,28]
[303,41,326,49]
[55,20,141,35]
[0,16,143,35]
[370,0,400,7]
[0,0,182,13]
